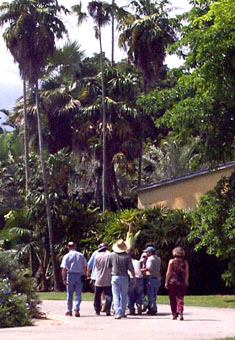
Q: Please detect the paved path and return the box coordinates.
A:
[1,301,235,340]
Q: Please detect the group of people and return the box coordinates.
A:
[61,230,189,321]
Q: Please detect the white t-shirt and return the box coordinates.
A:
[129,259,143,279]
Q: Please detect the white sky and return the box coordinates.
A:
[0,0,191,127]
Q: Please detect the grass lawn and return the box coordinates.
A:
[211,339,235,340]
[37,292,235,309]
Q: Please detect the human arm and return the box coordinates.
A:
[61,268,67,286]
[185,260,189,285]
[87,252,95,277]
[130,269,136,286]
[165,260,173,290]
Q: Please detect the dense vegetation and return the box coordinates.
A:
[0,0,234,327]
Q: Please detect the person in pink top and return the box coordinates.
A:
[165,246,189,320]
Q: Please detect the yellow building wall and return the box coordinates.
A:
[138,166,235,210]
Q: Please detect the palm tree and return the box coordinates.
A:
[0,2,30,206]
[118,0,176,186]
[87,1,112,211]
[142,135,201,183]
[119,0,175,91]
[74,65,144,208]
[0,0,67,291]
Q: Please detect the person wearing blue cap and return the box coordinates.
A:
[141,246,161,315]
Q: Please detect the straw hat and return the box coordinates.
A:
[172,246,185,258]
[112,239,127,253]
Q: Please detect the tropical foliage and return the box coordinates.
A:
[189,172,235,286]
[0,1,234,322]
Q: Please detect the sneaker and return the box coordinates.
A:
[121,314,127,318]
[74,309,80,317]
[114,315,121,319]
[106,311,111,316]
[137,304,142,315]
[179,313,184,321]
[147,310,157,315]
[65,311,72,316]
[96,311,100,316]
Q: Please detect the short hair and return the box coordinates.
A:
[172,247,185,258]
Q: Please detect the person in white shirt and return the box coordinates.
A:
[128,252,144,315]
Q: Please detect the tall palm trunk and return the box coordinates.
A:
[138,125,143,187]
[35,80,59,291]
[23,79,34,274]
[98,25,107,212]
[111,0,115,65]
[23,79,30,200]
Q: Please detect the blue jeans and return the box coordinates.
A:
[67,273,83,313]
[128,278,143,313]
[111,276,129,316]
[146,277,160,312]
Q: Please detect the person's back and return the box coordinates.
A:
[146,254,161,280]
[168,257,187,285]
[95,251,111,287]
[109,251,133,277]
[60,242,87,317]
[93,245,112,316]
[62,250,87,273]
[109,239,135,319]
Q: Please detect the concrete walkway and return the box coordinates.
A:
[1,300,235,340]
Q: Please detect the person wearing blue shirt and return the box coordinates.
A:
[61,241,87,317]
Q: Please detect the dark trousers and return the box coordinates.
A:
[168,283,187,316]
[94,285,112,313]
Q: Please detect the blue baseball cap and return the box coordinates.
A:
[144,246,155,253]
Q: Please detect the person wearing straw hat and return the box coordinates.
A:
[109,239,136,319]
[165,246,189,320]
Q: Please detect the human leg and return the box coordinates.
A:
[176,284,187,320]
[128,278,135,314]
[146,277,159,314]
[74,273,83,312]
[111,276,122,317]
[168,284,178,319]
[120,276,129,317]
[142,277,148,312]
[94,285,103,314]
[66,274,75,314]
[103,286,112,314]
[135,278,144,314]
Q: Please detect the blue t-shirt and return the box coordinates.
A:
[88,250,99,280]
[61,250,87,273]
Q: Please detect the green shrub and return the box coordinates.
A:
[0,278,31,328]
[0,252,40,328]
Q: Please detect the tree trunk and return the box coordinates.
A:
[99,26,107,212]
[23,79,33,275]
[35,80,60,291]
[111,0,115,66]
[138,125,143,187]
[23,79,30,201]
